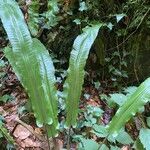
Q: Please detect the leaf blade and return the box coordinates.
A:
[107,78,150,136]
[64,24,101,127]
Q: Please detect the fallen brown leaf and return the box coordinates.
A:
[13,124,32,140]
[87,99,99,106]
[121,146,130,150]
[20,138,41,148]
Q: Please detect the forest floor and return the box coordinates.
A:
[0,47,134,150]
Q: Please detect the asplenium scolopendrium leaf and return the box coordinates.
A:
[63,24,102,127]
[0,0,58,137]
[107,77,150,136]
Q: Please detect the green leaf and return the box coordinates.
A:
[5,39,59,136]
[79,2,88,11]
[0,0,58,137]
[42,0,59,29]
[107,128,133,144]
[109,93,127,106]
[107,77,150,136]
[139,128,150,150]
[27,0,40,36]
[73,19,81,25]
[64,24,101,127]
[0,132,3,138]
[107,134,116,143]
[124,86,137,96]
[0,60,5,68]
[134,138,145,150]
[80,138,99,150]
[116,129,133,144]
[110,145,120,150]
[0,0,32,52]
[94,81,101,90]
[87,106,104,117]
[107,22,114,30]
[92,124,108,138]
[99,144,109,150]
[115,14,126,23]
[0,124,14,144]
[18,106,26,115]
[0,95,14,103]
[146,117,150,128]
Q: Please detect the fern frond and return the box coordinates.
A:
[64,25,101,127]
[107,77,150,136]
[1,0,58,137]
[0,0,32,51]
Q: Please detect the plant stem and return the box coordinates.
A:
[44,125,51,150]
[67,127,71,150]
[52,138,59,150]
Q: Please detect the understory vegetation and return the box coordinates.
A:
[0,0,150,150]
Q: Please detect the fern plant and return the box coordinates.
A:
[2,1,150,149]
[107,77,150,136]
[0,0,101,139]
[0,0,58,137]
[64,25,101,127]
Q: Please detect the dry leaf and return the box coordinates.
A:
[87,99,99,106]
[121,146,130,150]
[21,138,41,148]
[13,124,32,140]
[5,114,18,131]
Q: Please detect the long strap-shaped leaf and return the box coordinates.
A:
[0,0,32,51]
[0,0,58,137]
[64,25,101,127]
[107,77,150,136]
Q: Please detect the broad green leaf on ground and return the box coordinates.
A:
[109,93,127,106]
[139,128,150,150]
[92,124,108,138]
[134,138,145,150]
[87,106,104,117]
[107,128,133,144]
[116,129,133,144]
[80,138,99,150]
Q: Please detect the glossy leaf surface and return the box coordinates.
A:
[107,77,150,136]
[64,24,101,127]
[0,0,58,136]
